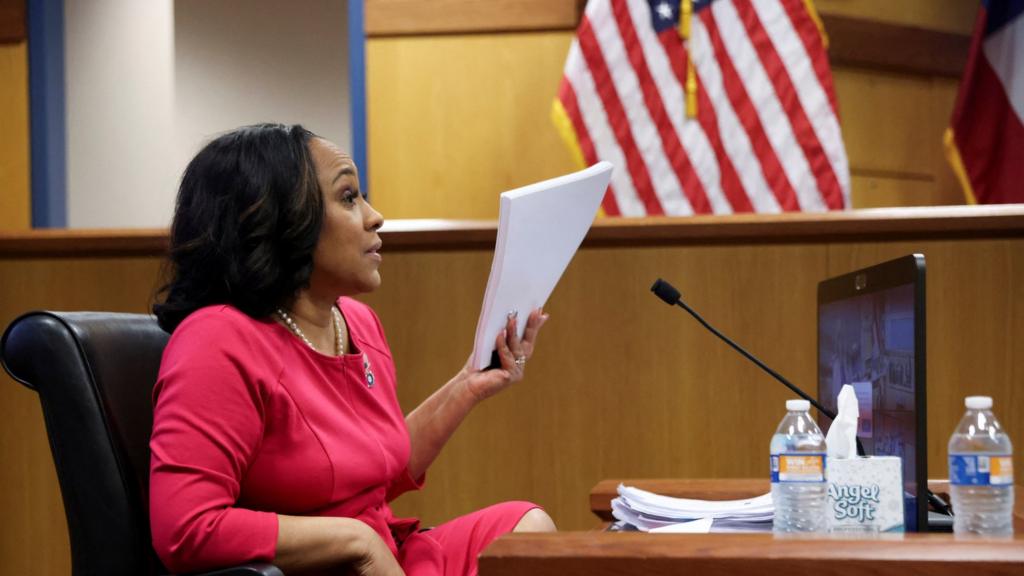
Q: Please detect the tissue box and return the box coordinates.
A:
[827,456,904,533]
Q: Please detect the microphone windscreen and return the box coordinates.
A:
[651,279,681,305]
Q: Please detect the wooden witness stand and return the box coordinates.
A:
[1,207,1023,573]
[479,479,1024,575]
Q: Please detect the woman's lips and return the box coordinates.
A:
[366,240,383,261]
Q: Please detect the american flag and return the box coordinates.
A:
[553,0,851,216]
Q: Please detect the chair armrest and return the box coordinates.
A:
[190,563,284,576]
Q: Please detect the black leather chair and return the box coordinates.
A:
[1,311,283,576]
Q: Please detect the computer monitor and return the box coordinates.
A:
[817,254,927,531]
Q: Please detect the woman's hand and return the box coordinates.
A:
[276,515,404,575]
[462,308,549,402]
[403,308,549,479]
[351,524,405,576]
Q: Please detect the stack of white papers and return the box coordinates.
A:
[471,162,613,370]
[611,484,774,533]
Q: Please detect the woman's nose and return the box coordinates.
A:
[365,201,384,231]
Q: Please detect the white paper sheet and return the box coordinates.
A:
[471,162,613,370]
[611,484,775,533]
[649,518,715,533]
[617,484,774,517]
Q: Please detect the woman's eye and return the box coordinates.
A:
[341,189,359,204]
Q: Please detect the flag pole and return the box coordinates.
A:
[678,0,698,119]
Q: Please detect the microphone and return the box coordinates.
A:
[651,278,836,420]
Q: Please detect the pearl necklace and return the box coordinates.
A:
[275,306,344,356]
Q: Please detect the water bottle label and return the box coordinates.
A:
[948,454,1014,486]
[771,453,826,483]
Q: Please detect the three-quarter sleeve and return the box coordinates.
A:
[149,314,279,574]
[385,467,426,502]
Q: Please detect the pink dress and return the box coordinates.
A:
[149,298,537,575]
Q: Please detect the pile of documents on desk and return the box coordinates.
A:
[611,484,774,533]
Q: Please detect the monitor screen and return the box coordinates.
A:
[817,255,926,531]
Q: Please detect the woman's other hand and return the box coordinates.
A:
[275,515,405,575]
[351,523,406,576]
[462,308,549,402]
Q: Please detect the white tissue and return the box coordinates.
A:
[825,384,859,460]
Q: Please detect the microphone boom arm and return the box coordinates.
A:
[671,297,837,421]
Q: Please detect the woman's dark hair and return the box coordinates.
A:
[154,123,323,333]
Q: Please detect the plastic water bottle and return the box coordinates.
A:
[948,396,1014,536]
[770,399,828,533]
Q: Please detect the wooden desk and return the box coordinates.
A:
[479,479,1024,575]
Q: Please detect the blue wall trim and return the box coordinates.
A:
[348,0,368,198]
[27,0,67,228]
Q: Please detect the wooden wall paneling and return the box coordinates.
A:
[366,32,577,219]
[834,68,937,180]
[365,0,976,40]
[365,0,583,37]
[821,14,970,78]
[813,0,976,36]
[0,381,68,576]
[0,258,166,318]
[0,0,26,43]
[0,41,30,231]
[0,257,165,576]
[922,241,1024,481]
[929,76,965,202]
[363,0,976,84]
[833,68,966,208]
[849,175,935,209]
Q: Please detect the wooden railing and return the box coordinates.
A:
[3,205,1021,256]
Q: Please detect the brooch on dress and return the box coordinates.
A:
[363,353,375,388]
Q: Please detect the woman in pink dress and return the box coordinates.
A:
[149,124,555,575]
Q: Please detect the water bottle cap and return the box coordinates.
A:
[786,399,810,411]
[964,396,992,410]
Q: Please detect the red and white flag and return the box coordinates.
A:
[553,0,850,216]
[946,0,1024,204]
